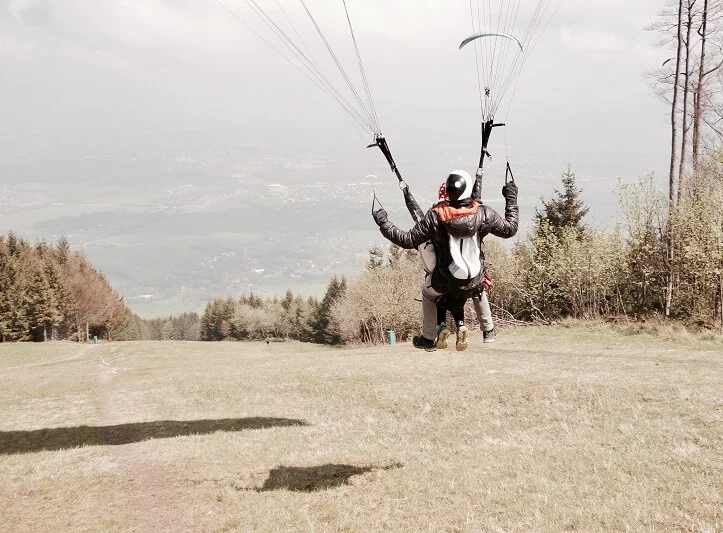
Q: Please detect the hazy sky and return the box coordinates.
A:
[1,0,672,208]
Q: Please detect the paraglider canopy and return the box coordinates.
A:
[459,32,524,52]
[460,0,562,124]
[459,0,561,180]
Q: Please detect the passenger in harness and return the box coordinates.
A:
[372,170,518,351]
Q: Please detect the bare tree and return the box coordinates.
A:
[665,0,685,316]
[647,0,723,316]
[692,0,723,183]
[678,0,697,203]
[662,0,686,207]
[692,0,710,176]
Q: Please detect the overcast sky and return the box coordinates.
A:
[1,0,672,209]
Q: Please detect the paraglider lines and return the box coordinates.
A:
[468,0,486,117]
[297,0,380,135]
[213,0,379,137]
[342,0,381,135]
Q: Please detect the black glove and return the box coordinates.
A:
[372,209,388,227]
[502,181,518,201]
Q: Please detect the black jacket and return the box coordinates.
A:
[378,193,518,295]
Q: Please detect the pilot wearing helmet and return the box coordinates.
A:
[372,170,518,351]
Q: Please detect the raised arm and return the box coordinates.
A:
[482,182,519,239]
[373,208,438,249]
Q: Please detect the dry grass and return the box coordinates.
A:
[0,327,721,532]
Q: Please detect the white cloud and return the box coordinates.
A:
[2,0,247,55]
[0,34,31,56]
[560,27,624,53]
[6,0,35,18]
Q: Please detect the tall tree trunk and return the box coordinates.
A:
[670,0,685,205]
[678,0,695,203]
[692,0,708,180]
[666,0,685,318]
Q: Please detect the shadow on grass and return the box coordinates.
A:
[254,462,403,492]
[0,417,308,455]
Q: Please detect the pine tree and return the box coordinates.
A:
[201,298,235,340]
[367,246,384,269]
[27,266,61,341]
[55,236,71,265]
[114,309,144,341]
[281,290,294,311]
[535,165,590,238]
[0,238,11,342]
[0,239,31,341]
[527,167,592,318]
[160,320,174,340]
[312,276,347,344]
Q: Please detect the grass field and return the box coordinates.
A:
[0,326,721,532]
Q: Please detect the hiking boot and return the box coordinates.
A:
[413,335,437,352]
[483,327,498,343]
[456,324,469,352]
[436,323,451,349]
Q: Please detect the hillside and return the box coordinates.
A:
[1,326,720,531]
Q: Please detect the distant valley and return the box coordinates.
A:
[0,142,639,317]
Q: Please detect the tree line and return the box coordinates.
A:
[199,280,346,343]
[2,154,720,346]
[0,233,128,342]
[0,233,204,343]
[122,312,202,342]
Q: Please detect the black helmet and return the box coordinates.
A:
[445,170,473,203]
